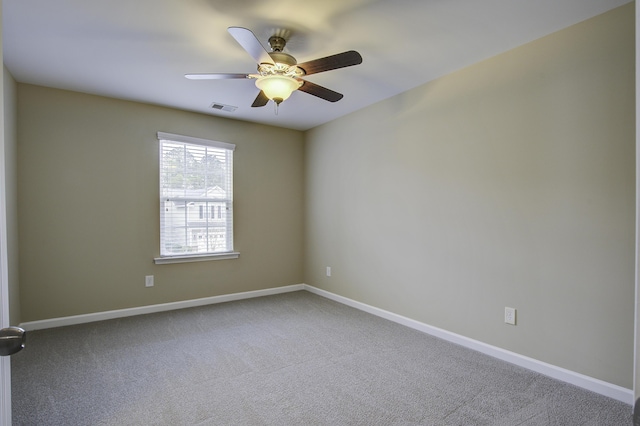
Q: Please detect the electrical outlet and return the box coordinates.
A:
[145,275,154,287]
[505,307,516,325]
[326,266,332,277]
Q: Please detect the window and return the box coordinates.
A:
[155,132,239,263]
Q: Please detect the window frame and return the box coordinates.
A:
[154,132,239,264]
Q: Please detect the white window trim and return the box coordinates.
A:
[156,132,239,264]
[154,252,240,265]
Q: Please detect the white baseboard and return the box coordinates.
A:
[19,284,305,331]
[19,282,633,405]
[303,284,633,405]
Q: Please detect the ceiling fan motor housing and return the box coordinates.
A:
[268,51,297,67]
[266,35,302,73]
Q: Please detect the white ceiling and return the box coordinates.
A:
[2,0,631,131]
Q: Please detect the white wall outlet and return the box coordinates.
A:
[326,266,332,277]
[505,307,516,325]
[145,275,154,287]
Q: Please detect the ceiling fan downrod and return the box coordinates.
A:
[268,36,286,52]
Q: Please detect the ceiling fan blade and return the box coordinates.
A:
[297,51,362,76]
[228,27,274,65]
[185,73,249,80]
[297,80,344,102]
[251,90,269,107]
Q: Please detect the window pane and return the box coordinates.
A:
[161,200,189,254]
[159,135,234,257]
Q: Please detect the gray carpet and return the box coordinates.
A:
[11,291,632,425]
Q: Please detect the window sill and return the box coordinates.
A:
[154,252,240,264]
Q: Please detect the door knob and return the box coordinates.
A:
[0,326,26,356]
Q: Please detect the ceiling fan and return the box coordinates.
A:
[186,27,363,109]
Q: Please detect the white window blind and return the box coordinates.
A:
[157,132,235,259]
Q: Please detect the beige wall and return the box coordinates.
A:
[17,85,304,321]
[305,4,635,389]
[3,67,19,326]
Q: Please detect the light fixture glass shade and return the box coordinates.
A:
[255,75,300,104]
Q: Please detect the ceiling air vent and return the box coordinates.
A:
[210,102,237,113]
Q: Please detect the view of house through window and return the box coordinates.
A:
[158,132,235,257]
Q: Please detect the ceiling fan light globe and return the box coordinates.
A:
[255,75,300,103]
